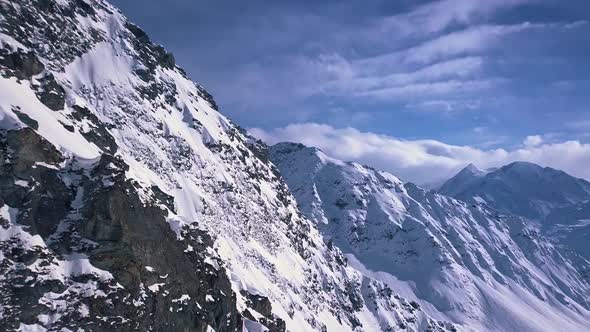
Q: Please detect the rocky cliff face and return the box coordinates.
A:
[0,1,454,331]
[0,129,242,331]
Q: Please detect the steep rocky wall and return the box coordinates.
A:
[0,128,260,331]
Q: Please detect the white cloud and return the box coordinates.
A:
[405,99,482,113]
[293,16,584,104]
[295,19,571,104]
[313,56,485,97]
[298,55,498,104]
[401,23,533,64]
[564,20,589,29]
[217,0,584,121]
[523,135,543,147]
[361,21,555,69]
[250,123,590,185]
[356,79,500,100]
[378,0,533,39]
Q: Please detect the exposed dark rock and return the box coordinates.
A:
[72,154,243,331]
[243,292,273,317]
[12,107,39,130]
[235,124,271,164]
[126,22,177,75]
[154,45,176,69]
[196,85,219,111]
[0,0,105,71]
[126,22,150,44]
[69,105,118,154]
[34,73,66,111]
[345,280,364,312]
[59,120,75,132]
[74,0,96,17]
[0,48,44,79]
[150,185,176,213]
[0,129,70,238]
[241,291,286,332]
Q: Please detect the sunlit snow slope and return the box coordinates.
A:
[270,143,590,332]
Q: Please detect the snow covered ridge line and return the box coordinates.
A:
[440,161,590,265]
[269,142,590,332]
[0,1,458,331]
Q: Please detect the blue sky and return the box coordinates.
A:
[111,0,590,184]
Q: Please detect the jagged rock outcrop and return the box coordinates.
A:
[0,127,244,331]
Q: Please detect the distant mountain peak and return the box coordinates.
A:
[461,163,485,175]
[271,141,345,169]
[438,163,486,196]
[501,161,544,173]
[441,159,590,221]
[272,141,318,154]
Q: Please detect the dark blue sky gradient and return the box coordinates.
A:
[110,0,590,148]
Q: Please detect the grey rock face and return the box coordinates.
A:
[0,49,44,79]
[69,105,118,154]
[0,128,265,331]
[0,0,106,70]
[34,73,66,111]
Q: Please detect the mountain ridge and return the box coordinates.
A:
[440,160,590,266]
[270,142,590,332]
[440,161,590,220]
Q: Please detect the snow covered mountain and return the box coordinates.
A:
[438,164,488,197]
[440,162,590,261]
[440,162,590,221]
[2,1,589,331]
[270,143,590,331]
[0,1,459,331]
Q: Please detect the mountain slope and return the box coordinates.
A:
[440,161,590,221]
[440,162,590,262]
[546,200,590,261]
[270,143,590,332]
[0,1,457,331]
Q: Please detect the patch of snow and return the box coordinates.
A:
[0,77,101,159]
[14,180,29,188]
[18,323,46,332]
[148,283,165,293]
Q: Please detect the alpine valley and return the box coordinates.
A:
[0,1,588,332]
